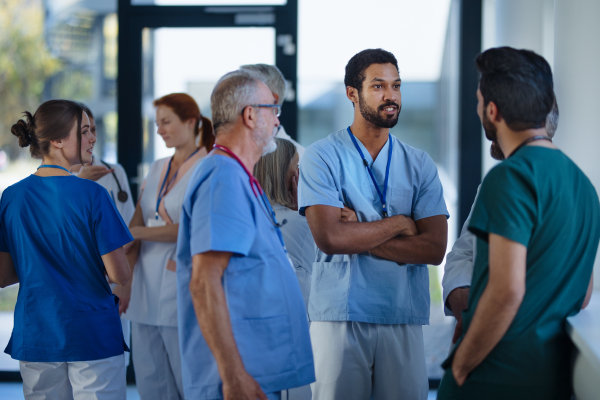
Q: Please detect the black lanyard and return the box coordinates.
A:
[508,135,552,158]
[347,127,393,217]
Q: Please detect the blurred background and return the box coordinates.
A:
[1,0,599,397]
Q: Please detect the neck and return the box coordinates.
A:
[39,155,73,175]
[350,117,389,160]
[498,126,552,158]
[214,130,262,175]
[172,140,197,164]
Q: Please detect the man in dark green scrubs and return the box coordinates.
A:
[438,46,598,399]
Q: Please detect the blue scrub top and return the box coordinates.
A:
[0,175,133,362]
[177,154,315,400]
[298,128,449,325]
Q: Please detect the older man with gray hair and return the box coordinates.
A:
[240,63,305,158]
[176,70,315,400]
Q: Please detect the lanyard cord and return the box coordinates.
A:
[508,135,552,158]
[37,164,71,174]
[156,148,200,218]
[347,127,393,218]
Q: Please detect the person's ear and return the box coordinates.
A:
[346,86,359,105]
[50,140,63,149]
[241,106,257,129]
[486,101,501,123]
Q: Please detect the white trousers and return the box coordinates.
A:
[132,323,184,400]
[20,354,126,400]
[310,321,428,400]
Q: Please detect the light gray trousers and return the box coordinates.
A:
[310,321,428,400]
[132,323,184,400]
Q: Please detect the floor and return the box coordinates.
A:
[0,382,438,399]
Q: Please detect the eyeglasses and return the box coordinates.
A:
[245,104,282,118]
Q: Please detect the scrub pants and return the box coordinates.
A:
[310,321,428,400]
[132,323,184,400]
[20,354,126,400]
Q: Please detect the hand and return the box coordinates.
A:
[341,206,358,222]
[452,361,468,387]
[287,168,299,211]
[397,216,418,236]
[77,164,114,181]
[222,370,268,400]
[113,283,132,315]
[447,287,470,343]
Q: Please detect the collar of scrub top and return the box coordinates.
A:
[213,144,289,250]
[347,126,393,218]
[155,148,200,219]
[37,164,72,174]
[507,135,552,158]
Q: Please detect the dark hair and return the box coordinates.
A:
[475,47,554,131]
[153,93,214,152]
[11,100,84,163]
[79,103,94,119]
[344,49,399,92]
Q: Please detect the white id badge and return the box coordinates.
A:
[147,217,166,227]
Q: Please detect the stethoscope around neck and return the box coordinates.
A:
[98,158,128,203]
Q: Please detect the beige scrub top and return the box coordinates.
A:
[123,149,205,327]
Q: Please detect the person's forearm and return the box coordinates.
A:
[310,214,412,255]
[131,224,179,243]
[369,233,446,265]
[452,282,523,379]
[191,268,245,381]
[0,252,18,288]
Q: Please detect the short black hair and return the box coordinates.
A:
[344,49,399,92]
[476,47,554,131]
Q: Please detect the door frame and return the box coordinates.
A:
[117,0,298,195]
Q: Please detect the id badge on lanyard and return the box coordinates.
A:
[147,215,166,227]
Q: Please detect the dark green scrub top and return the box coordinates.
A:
[440,146,600,399]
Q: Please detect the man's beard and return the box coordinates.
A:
[252,122,278,156]
[358,92,401,129]
[483,113,505,161]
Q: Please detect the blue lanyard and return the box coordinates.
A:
[347,127,393,218]
[37,164,71,174]
[213,144,288,253]
[155,149,199,219]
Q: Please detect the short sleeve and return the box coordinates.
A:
[189,171,256,256]
[468,163,536,246]
[298,146,343,216]
[93,188,134,255]
[413,153,449,221]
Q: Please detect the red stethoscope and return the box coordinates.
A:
[213,144,288,250]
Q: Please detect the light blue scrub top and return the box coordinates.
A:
[176,154,315,400]
[0,175,133,362]
[298,128,449,325]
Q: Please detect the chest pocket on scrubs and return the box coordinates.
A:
[387,188,414,218]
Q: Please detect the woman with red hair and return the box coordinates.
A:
[121,93,212,399]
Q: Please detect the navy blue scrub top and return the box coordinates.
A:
[0,175,133,362]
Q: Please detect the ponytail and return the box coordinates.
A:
[199,116,214,152]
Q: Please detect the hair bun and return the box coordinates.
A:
[11,112,34,148]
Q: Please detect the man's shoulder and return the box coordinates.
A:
[303,129,347,159]
[391,136,431,162]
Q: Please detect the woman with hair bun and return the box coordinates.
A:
[0,100,133,399]
[121,93,212,399]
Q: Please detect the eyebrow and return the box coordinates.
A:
[82,124,90,129]
[370,77,402,82]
